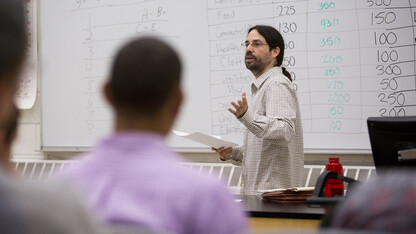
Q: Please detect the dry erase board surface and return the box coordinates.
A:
[40,0,416,152]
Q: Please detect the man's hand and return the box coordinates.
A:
[228,92,248,118]
[211,147,233,161]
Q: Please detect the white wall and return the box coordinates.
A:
[13,96,43,160]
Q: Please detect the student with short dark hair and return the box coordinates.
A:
[0,0,27,125]
[0,1,100,233]
[60,37,247,234]
[324,170,416,233]
[0,105,19,172]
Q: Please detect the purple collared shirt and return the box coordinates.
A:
[60,131,247,234]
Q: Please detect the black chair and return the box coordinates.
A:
[306,171,358,206]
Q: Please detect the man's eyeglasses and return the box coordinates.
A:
[241,41,267,48]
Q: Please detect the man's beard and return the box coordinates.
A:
[245,52,266,74]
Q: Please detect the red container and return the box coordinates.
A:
[324,157,344,197]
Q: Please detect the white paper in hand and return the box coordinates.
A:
[172,130,237,149]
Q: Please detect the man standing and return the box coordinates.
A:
[60,37,247,234]
[213,25,304,195]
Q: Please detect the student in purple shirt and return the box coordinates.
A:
[60,37,247,234]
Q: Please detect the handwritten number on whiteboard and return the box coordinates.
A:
[324,68,340,76]
[374,32,397,45]
[371,11,396,25]
[75,0,86,9]
[284,41,295,49]
[283,56,295,66]
[380,108,406,117]
[322,55,342,64]
[377,50,398,63]
[320,18,339,29]
[84,29,92,41]
[87,123,94,135]
[376,65,401,76]
[320,36,341,47]
[277,22,297,33]
[276,5,296,16]
[318,2,335,11]
[367,0,392,7]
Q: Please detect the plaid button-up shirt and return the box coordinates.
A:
[228,67,304,195]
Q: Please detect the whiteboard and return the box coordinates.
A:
[40,0,416,153]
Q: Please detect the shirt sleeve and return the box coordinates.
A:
[238,81,297,144]
[225,145,243,165]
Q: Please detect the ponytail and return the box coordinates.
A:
[282,67,292,82]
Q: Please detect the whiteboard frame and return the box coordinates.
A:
[38,0,415,154]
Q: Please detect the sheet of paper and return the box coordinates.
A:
[172,130,237,149]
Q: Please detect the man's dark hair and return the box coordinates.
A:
[109,37,182,116]
[248,25,292,81]
[0,0,27,81]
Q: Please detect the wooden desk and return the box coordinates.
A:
[248,217,321,230]
[241,195,329,230]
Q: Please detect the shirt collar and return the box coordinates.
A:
[97,131,167,152]
[252,67,283,90]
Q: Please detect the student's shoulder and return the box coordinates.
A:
[9,179,99,234]
[54,152,99,182]
[154,156,235,197]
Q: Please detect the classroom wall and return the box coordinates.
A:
[13,98,43,160]
[12,89,375,166]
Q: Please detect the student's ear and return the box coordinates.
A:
[171,87,183,118]
[0,80,17,123]
[103,82,114,106]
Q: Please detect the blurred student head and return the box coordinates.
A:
[325,170,416,233]
[0,104,19,172]
[0,0,27,125]
[104,37,183,135]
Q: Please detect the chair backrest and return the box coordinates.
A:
[304,165,375,190]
